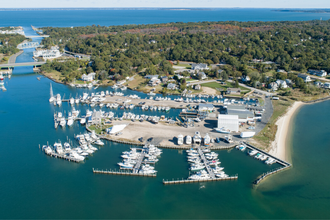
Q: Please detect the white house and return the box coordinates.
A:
[324,82,330,89]
[276,79,288,89]
[82,72,96,81]
[241,75,250,83]
[198,72,207,80]
[145,75,159,80]
[308,69,327,77]
[167,83,177,90]
[191,63,209,71]
[298,74,312,83]
[268,82,278,91]
[33,46,61,60]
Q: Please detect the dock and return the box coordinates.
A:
[242,142,292,185]
[45,151,82,163]
[163,175,238,185]
[92,168,156,177]
[132,150,146,173]
[197,146,215,179]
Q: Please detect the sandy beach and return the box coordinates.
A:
[269,101,305,161]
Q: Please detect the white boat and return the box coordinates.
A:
[203,133,210,146]
[80,117,86,125]
[177,134,184,145]
[147,92,156,96]
[69,97,74,105]
[194,118,201,122]
[185,135,192,145]
[59,118,66,127]
[225,135,233,143]
[214,127,231,134]
[265,158,276,165]
[193,131,202,144]
[248,150,258,156]
[240,132,255,138]
[94,139,104,146]
[190,164,205,171]
[118,162,134,169]
[188,170,210,180]
[67,116,74,126]
[63,142,71,152]
[54,142,63,154]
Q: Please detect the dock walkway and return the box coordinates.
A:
[92,168,156,177]
[45,151,82,163]
[163,175,238,185]
[197,147,215,179]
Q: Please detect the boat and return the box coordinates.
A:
[203,133,210,146]
[185,135,192,145]
[94,139,104,146]
[63,142,71,152]
[118,162,134,169]
[54,142,63,154]
[69,97,74,105]
[67,115,74,126]
[147,92,156,96]
[224,135,233,143]
[248,150,258,156]
[80,117,86,125]
[59,118,66,127]
[49,83,54,102]
[190,164,206,171]
[214,127,231,134]
[194,118,201,122]
[177,134,183,145]
[240,132,256,138]
[193,131,202,144]
[188,170,210,180]
[265,158,276,165]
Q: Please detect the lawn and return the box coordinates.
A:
[174,63,191,69]
[88,124,112,135]
[201,81,251,93]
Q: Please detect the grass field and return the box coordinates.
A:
[201,81,251,93]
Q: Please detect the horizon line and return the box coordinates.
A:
[0,7,330,9]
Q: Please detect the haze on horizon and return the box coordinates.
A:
[1,0,330,9]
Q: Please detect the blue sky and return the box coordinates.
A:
[1,0,330,8]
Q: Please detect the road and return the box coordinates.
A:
[0,61,46,68]
[8,50,24,64]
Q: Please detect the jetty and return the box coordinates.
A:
[163,175,238,185]
[92,168,156,177]
[241,142,292,185]
[44,151,82,163]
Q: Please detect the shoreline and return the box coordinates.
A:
[268,101,305,162]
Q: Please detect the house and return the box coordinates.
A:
[148,78,161,86]
[285,79,293,85]
[175,74,184,79]
[144,75,159,80]
[90,110,102,125]
[241,75,250,83]
[226,88,241,95]
[298,74,311,83]
[308,69,327,77]
[191,63,209,71]
[194,84,201,90]
[81,72,96,81]
[324,82,330,89]
[276,79,288,89]
[161,76,168,83]
[197,72,207,80]
[268,82,278,91]
[277,69,287,73]
[198,104,215,112]
[167,83,177,90]
[149,40,157,44]
[314,81,322,87]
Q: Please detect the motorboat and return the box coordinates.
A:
[63,142,72,152]
[94,139,104,146]
[190,164,205,171]
[118,162,134,169]
[225,135,233,143]
[203,133,210,146]
[214,127,231,134]
[67,115,74,127]
[80,117,86,125]
[240,132,256,138]
[188,170,210,180]
[185,135,192,145]
[248,150,258,156]
[54,142,63,154]
[177,134,183,145]
[59,118,66,127]
[193,131,202,144]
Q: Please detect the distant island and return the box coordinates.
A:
[274,9,330,13]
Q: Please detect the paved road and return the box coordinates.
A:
[8,50,24,64]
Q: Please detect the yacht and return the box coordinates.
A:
[177,134,184,145]
[188,170,210,180]
[248,150,258,156]
[69,97,74,105]
[216,173,229,178]
[75,99,80,104]
[214,127,231,134]
[59,118,66,127]
[203,133,211,146]
[80,117,86,125]
[265,158,276,165]
[193,131,202,144]
[94,139,104,146]
[190,164,205,171]
[185,135,192,145]
[42,145,54,154]
[69,151,85,161]
[118,162,134,169]
[63,142,72,152]
[225,135,233,143]
[54,142,63,154]
[67,114,74,126]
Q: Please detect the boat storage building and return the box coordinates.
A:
[217,115,239,132]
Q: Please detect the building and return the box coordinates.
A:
[285,79,293,86]
[148,78,161,86]
[241,75,250,83]
[167,83,177,90]
[224,105,255,123]
[268,82,278,91]
[226,88,241,95]
[197,72,207,80]
[33,46,61,60]
[298,74,312,83]
[194,84,201,90]
[308,69,327,77]
[81,72,96,81]
[90,110,102,125]
[161,76,168,83]
[217,115,239,132]
[144,75,159,80]
[191,63,209,71]
[324,82,330,89]
[276,79,288,89]
[198,104,215,112]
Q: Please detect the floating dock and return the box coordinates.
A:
[163,175,238,184]
[44,151,82,163]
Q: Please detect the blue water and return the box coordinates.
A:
[0,9,329,28]
[1,9,330,219]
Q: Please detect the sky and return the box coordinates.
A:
[1,0,330,8]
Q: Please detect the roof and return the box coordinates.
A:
[199,103,214,109]
[192,63,208,69]
[107,124,128,134]
[298,73,309,78]
[145,75,159,79]
[227,109,254,119]
[218,114,239,120]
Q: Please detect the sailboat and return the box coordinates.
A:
[49,83,55,102]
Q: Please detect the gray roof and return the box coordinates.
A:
[199,103,214,109]
[227,109,254,119]
[192,63,208,69]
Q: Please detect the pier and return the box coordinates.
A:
[92,168,156,177]
[241,142,292,185]
[44,151,82,163]
[133,150,146,173]
[197,146,215,179]
[163,175,238,185]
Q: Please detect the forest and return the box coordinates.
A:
[0,34,26,56]
[40,20,330,90]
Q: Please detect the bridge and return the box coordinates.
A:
[25,35,49,38]
[0,62,46,69]
[17,42,40,49]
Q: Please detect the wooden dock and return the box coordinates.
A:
[92,168,156,177]
[163,175,238,185]
[197,146,215,179]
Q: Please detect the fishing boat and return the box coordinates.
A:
[214,127,231,134]
[203,133,211,146]
[224,135,233,143]
[185,135,192,145]
[193,131,202,144]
